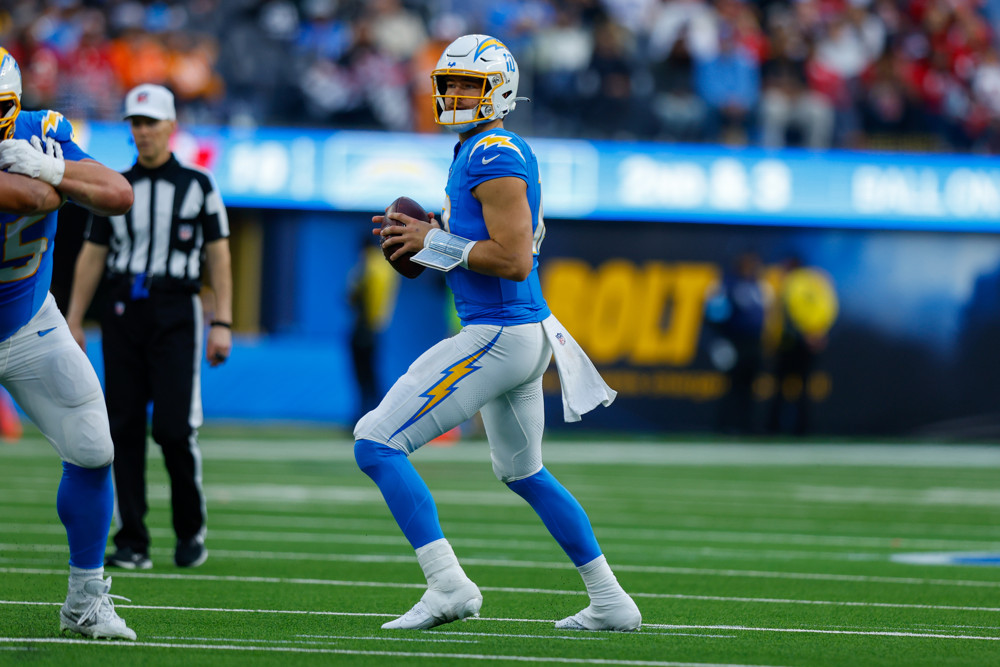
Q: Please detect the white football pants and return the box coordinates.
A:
[354,322,552,482]
[0,293,113,468]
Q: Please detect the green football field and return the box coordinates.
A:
[2,426,999,666]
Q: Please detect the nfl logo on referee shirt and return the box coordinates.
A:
[178,224,193,242]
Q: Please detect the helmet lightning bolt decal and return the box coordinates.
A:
[469,134,524,162]
[391,330,502,438]
[474,39,507,60]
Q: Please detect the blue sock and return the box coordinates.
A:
[507,467,602,567]
[354,439,444,550]
[56,462,113,569]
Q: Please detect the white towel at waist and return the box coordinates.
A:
[541,314,617,422]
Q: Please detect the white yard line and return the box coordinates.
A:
[153,634,482,645]
[104,511,1000,540]
[7,481,1000,510]
[642,624,1000,641]
[632,594,1000,613]
[6,556,1000,589]
[198,440,1000,468]
[5,522,1000,554]
[0,638,790,666]
[4,568,1000,613]
[14,485,1000,511]
[11,505,998,546]
[11,522,1000,551]
[299,631,606,641]
[11,436,994,468]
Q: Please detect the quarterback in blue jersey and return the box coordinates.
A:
[0,48,136,639]
[356,34,641,632]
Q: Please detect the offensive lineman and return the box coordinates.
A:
[355,34,641,632]
[0,48,136,639]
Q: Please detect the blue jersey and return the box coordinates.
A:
[443,129,551,326]
[0,110,90,340]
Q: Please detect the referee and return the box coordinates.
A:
[66,83,232,570]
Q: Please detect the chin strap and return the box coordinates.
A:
[411,228,477,272]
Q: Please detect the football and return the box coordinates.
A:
[381,196,427,279]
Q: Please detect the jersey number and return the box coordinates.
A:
[532,198,546,255]
[0,215,48,283]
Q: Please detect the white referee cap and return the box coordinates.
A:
[123,83,176,121]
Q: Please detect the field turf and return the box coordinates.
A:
[2,426,999,666]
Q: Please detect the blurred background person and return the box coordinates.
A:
[650,22,708,142]
[694,23,760,144]
[766,257,839,436]
[347,233,399,421]
[579,12,651,139]
[705,252,770,435]
[759,14,834,148]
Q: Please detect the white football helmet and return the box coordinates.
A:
[0,48,21,141]
[431,34,520,133]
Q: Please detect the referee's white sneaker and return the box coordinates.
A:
[382,578,482,630]
[555,594,642,632]
[60,575,136,640]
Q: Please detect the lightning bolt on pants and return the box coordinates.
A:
[353,323,551,482]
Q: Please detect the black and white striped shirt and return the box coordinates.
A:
[85,153,229,293]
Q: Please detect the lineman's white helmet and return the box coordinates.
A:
[0,48,21,140]
[431,34,521,133]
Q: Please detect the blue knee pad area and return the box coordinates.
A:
[354,439,444,549]
[507,467,602,567]
[56,462,113,569]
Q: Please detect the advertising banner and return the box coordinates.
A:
[538,220,1000,436]
[75,122,1000,231]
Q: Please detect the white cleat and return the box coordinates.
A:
[555,595,642,632]
[382,579,482,630]
[60,576,136,640]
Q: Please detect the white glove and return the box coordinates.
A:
[0,136,65,187]
[33,134,64,160]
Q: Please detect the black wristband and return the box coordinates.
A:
[210,321,232,329]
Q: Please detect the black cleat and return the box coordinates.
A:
[104,547,152,570]
[174,537,207,568]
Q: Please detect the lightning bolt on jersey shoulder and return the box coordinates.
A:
[467,131,525,164]
[13,110,92,162]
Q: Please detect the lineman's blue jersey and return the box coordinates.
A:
[443,128,551,326]
[0,110,90,340]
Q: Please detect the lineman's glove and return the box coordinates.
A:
[34,135,64,160]
[0,135,65,187]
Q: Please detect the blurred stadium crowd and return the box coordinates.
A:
[3,0,1000,152]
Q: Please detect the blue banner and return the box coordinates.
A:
[72,120,1000,231]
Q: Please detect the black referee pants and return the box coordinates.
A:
[101,287,205,555]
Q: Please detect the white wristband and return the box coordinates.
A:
[459,239,476,269]
[412,228,477,272]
